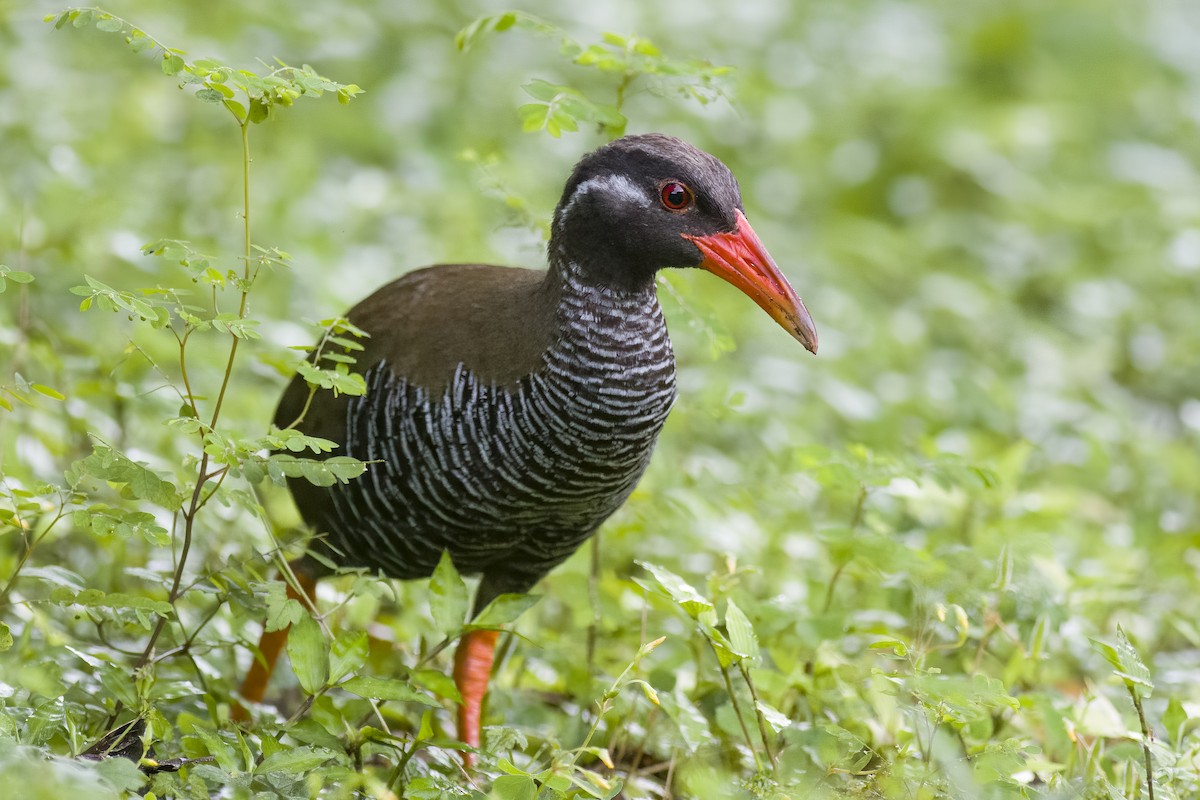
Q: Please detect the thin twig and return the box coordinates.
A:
[738,661,777,768]
[1128,682,1155,800]
[132,116,255,674]
[0,501,67,607]
[715,654,762,770]
[586,532,602,674]
[821,560,847,615]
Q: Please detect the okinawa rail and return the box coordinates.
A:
[238,133,818,766]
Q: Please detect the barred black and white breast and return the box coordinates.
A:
[283,262,676,609]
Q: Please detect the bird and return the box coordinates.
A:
[236,133,818,766]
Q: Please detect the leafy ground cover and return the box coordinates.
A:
[2,1,1199,797]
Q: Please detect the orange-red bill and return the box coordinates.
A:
[683,209,818,354]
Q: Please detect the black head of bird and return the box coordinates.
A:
[549,133,818,353]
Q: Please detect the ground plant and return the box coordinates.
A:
[1,2,1198,798]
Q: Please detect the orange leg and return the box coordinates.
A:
[452,628,500,768]
[233,567,318,721]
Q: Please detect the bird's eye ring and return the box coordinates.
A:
[659,181,693,211]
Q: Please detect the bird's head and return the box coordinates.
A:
[550,133,818,354]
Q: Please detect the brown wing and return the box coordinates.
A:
[275,264,561,445]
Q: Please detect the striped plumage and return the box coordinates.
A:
[248,134,818,762]
[288,261,677,609]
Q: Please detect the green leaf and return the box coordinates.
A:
[128,31,154,54]
[265,586,305,633]
[95,17,123,33]
[74,589,173,617]
[429,551,469,637]
[517,103,556,135]
[724,599,759,663]
[336,85,361,104]
[870,638,910,657]
[70,275,169,327]
[193,725,239,772]
[1091,627,1154,697]
[491,774,538,800]
[411,668,461,703]
[75,504,170,546]
[455,11,559,52]
[755,700,790,733]
[0,266,33,293]
[74,443,181,509]
[162,53,186,75]
[210,313,261,339]
[94,757,147,792]
[265,428,339,454]
[0,622,12,651]
[224,99,247,122]
[256,746,337,775]
[636,562,713,619]
[1164,697,1187,746]
[702,623,740,668]
[194,87,224,103]
[288,718,344,752]
[21,565,86,591]
[325,456,366,480]
[287,614,329,695]
[248,96,270,123]
[295,360,368,397]
[522,78,566,103]
[266,453,366,487]
[472,593,540,628]
[329,630,368,684]
[31,384,64,401]
[341,675,439,706]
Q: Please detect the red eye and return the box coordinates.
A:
[660,181,693,211]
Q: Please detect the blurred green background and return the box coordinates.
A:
[3,0,1200,797]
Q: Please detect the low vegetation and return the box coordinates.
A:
[1,2,1197,798]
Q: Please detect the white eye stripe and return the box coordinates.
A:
[557,173,651,230]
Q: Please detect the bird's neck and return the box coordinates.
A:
[548,257,664,332]
[526,258,676,459]
[547,234,658,295]
[541,257,676,387]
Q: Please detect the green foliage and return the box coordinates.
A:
[459,10,731,137]
[45,7,363,123]
[286,614,328,695]
[517,80,624,140]
[3,2,1200,799]
[429,551,469,637]
[0,265,34,294]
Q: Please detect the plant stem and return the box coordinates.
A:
[0,505,65,607]
[575,638,663,760]
[738,661,777,768]
[586,532,601,674]
[1128,682,1155,800]
[206,121,253,432]
[134,119,254,672]
[822,560,847,615]
[821,485,868,614]
[284,693,317,727]
[715,653,762,770]
[177,328,202,423]
[388,738,421,792]
[135,452,208,671]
